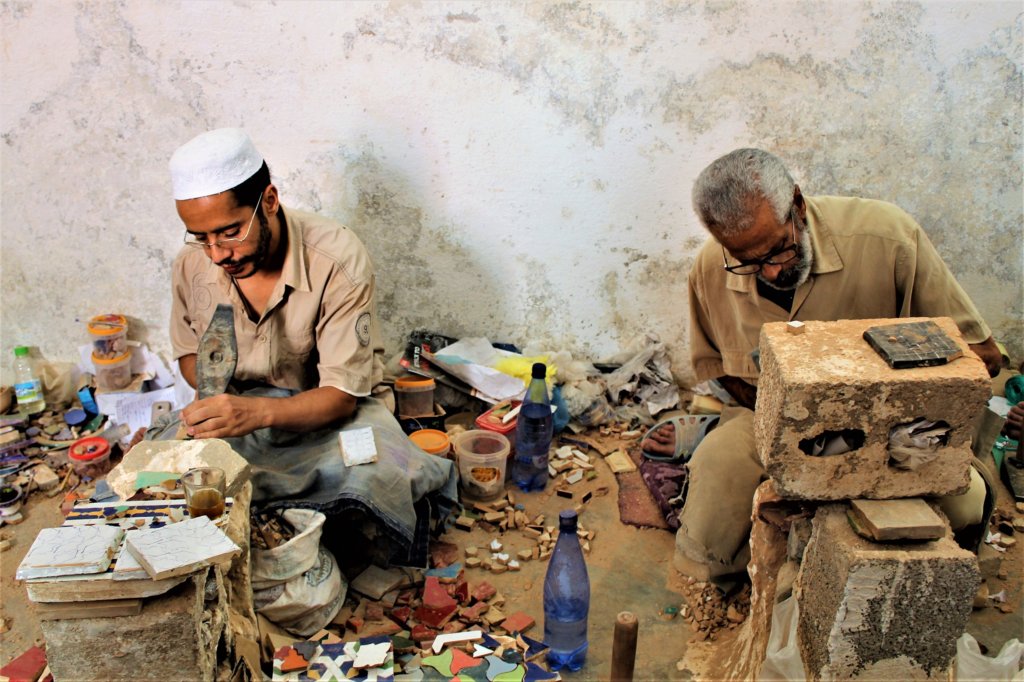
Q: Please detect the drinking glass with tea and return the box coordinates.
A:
[182,467,226,520]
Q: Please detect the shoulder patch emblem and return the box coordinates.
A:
[355,312,371,346]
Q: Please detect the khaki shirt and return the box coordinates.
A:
[689,195,992,384]
[170,207,385,397]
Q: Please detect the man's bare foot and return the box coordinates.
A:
[641,422,677,457]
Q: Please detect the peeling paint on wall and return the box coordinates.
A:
[1,1,1020,388]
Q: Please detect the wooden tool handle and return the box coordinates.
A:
[611,611,639,682]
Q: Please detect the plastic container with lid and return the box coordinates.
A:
[92,351,132,391]
[69,436,113,479]
[452,429,510,502]
[395,377,436,418]
[409,429,451,459]
[88,314,128,360]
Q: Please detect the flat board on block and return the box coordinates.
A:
[125,515,240,580]
[862,320,963,369]
[847,498,946,541]
[35,597,143,620]
[16,524,124,580]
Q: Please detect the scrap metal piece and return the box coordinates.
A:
[195,304,237,400]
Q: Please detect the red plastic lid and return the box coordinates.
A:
[69,436,111,462]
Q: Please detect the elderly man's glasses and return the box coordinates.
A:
[183,191,264,249]
[722,209,799,275]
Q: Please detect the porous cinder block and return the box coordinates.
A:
[41,570,221,682]
[754,317,990,500]
[796,505,978,680]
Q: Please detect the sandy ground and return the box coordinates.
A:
[1,431,1021,681]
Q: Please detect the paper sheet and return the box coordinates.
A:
[95,386,178,436]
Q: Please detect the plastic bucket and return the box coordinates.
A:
[395,377,436,418]
[88,314,128,360]
[452,429,510,502]
[409,429,451,458]
[92,350,132,391]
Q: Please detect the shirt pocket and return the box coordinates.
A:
[270,327,316,388]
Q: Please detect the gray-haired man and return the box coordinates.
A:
[646,148,1001,582]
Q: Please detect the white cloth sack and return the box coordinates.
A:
[251,508,346,637]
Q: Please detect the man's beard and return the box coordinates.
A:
[219,216,271,279]
[759,217,813,291]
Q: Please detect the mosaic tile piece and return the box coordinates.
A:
[420,649,454,677]
[125,515,240,579]
[492,664,525,682]
[484,656,517,679]
[522,663,560,682]
[16,524,123,580]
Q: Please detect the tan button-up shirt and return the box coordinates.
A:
[688,195,992,384]
[170,207,385,397]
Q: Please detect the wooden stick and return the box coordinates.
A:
[610,611,638,682]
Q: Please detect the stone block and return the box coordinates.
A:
[796,505,978,680]
[108,438,250,500]
[42,570,220,682]
[755,317,990,500]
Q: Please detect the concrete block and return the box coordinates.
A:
[42,570,221,682]
[755,317,990,500]
[796,505,978,680]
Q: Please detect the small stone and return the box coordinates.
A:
[726,605,745,623]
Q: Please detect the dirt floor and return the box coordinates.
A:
[1,429,1022,681]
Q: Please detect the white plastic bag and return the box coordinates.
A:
[759,595,805,681]
[251,508,346,637]
[956,632,1024,681]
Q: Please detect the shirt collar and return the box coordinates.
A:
[279,207,311,293]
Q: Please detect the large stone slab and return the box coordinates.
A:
[796,505,978,680]
[755,317,990,500]
[108,438,250,500]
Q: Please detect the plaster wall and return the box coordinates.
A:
[1,1,1021,386]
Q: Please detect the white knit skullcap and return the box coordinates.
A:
[169,128,264,200]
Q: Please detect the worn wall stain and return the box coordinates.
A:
[1,1,1020,388]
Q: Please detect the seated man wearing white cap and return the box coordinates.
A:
[157,128,456,567]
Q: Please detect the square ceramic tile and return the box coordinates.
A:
[125,515,239,580]
[16,525,124,580]
[111,542,149,581]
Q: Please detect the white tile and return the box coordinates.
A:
[16,525,124,580]
[125,515,239,580]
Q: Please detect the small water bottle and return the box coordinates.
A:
[13,346,45,415]
[544,510,590,671]
[513,362,553,492]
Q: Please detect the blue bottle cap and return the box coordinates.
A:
[64,408,87,427]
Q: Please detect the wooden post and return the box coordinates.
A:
[610,611,639,682]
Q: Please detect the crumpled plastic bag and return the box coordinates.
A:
[759,595,805,681]
[955,632,1024,681]
[604,333,680,416]
[889,418,950,470]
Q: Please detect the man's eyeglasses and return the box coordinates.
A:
[183,191,264,249]
[722,209,799,275]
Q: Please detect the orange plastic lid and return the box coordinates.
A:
[87,314,128,336]
[91,350,132,365]
[409,429,450,455]
[69,436,111,462]
[396,377,435,390]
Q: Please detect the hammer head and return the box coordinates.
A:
[196,304,238,400]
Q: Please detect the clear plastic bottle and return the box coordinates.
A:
[512,362,553,492]
[544,509,590,671]
[12,346,45,415]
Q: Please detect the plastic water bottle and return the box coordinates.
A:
[512,362,553,492]
[13,346,45,415]
[544,509,590,671]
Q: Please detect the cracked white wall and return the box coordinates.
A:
[1,1,1021,385]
